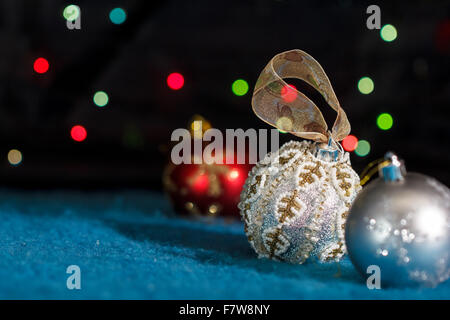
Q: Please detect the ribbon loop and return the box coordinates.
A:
[252,49,350,142]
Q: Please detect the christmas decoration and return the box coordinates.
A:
[346,152,450,287]
[163,116,252,218]
[239,49,361,264]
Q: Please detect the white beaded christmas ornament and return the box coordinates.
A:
[239,140,361,263]
[239,49,361,264]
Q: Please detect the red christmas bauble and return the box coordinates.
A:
[163,160,252,218]
[163,115,253,218]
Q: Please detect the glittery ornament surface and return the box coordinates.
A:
[239,140,361,264]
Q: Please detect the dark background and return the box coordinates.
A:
[0,0,449,190]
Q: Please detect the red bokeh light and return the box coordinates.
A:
[167,72,184,90]
[281,84,298,103]
[71,125,87,142]
[33,57,49,74]
[342,135,358,152]
[435,20,450,54]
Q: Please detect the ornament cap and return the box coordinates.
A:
[380,151,406,182]
[314,136,342,162]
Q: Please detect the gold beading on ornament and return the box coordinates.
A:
[275,188,305,224]
[262,226,290,258]
[239,140,361,264]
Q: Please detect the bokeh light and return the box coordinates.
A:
[377,113,393,130]
[342,135,358,152]
[109,8,127,25]
[435,20,450,54]
[93,91,109,107]
[281,84,298,102]
[63,5,80,21]
[208,204,219,215]
[8,149,22,166]
[355,140,371,157]
[189,115,211,138]
[380,24,397,42]
[191,121,202,132]
[358,77,374,94]
[33,57,49,74]
[167,72,184,90]
[276,116,293,132]
[228,169,239,181]
[71,125,87,142]
[231,79,249,96]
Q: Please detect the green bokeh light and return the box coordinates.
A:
[380,24,397,42]
[232,79,249,96]
[63,5,80,21]
[355,140,371,157]
[109,8,127,25]
[377,113,393,130]
[358,77,374,94]
[93,91,109,107]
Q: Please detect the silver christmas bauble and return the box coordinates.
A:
[346,154,450,287]
[239,140,361,264]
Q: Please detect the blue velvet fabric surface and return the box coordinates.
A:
[0,190,448,300]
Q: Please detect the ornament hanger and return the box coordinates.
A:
[252,49,351,143]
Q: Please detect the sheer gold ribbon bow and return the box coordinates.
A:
[252,49,350,143]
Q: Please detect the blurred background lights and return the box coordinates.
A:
[63,4,80,21]
[189,115,211,138]
[228,169,239,180]
[342,134,358,152]
[8,149,22,166]
[33,57,49,74]
[381,24,398,42]
[71,125,87,142]
[435,20,450,54]
[377,113,393,130]
[208,204,219,215]
[191,120,202,133]
[281,84,298,102]
[231,79,249,96]
[109,8,127,25]
[355,140,371,157]
[276,116,293,132]
[358,76,374,94]
[167,72,184,90]
[93,91,109,107]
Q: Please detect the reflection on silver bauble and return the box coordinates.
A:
[346,172,450,287]
[239,140,361,264]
